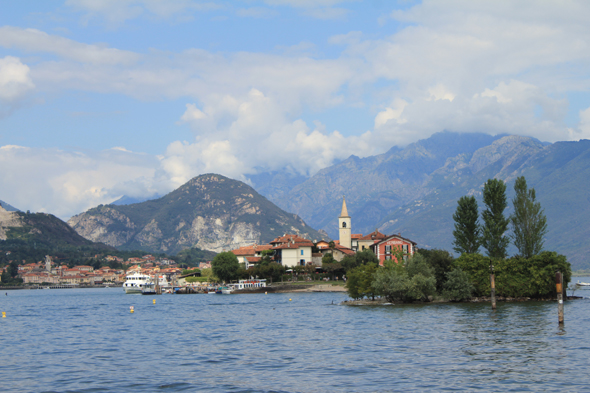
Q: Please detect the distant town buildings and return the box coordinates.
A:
[8,254,187,286]
[231,196,416,267]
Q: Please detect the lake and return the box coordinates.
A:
[1,282,589,392]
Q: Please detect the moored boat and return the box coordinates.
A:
[141,282,157,295]
[123,272,152,294]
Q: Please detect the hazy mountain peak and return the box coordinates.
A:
[69,173,323,255]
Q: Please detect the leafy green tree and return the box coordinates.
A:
[372,263,408,302]
[510,176,547,258]
[346,262,378,300]
[345,267,363,300]
[481,178,510,259]
[340,249,379,272]
[442,269,474,301]
[258,249,274,266]
[323,262,344,280]
[494,252,570,298]
[200,268,219,282]
[453,253,491,296]
[322,253,335,265]
[252,262,285,282]
[417,249,454,293]
[1,260,22,285]
[211,252,240,283]
[372,254,436,302]
[91,258,102,271]
[452,196,481,254]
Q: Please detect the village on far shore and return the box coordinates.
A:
[1,197,418,290]
[231,197,415,269]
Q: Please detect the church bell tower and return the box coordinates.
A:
[338,196,352,249]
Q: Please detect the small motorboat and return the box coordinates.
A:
[575,281,590,287]
[215,286,232,294]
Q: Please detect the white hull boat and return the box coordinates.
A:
[123,272,152,294]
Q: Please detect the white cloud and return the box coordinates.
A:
[0,27,140,65]
[0,56,35,102]
[0,56,35,118]
[374,98,407,129]
[65,0,221,25]
[174,89,375,182]
[0,145,164,219]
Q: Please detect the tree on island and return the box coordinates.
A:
[510,176,548,258]
[452,196,481,255]
[340,249,379,272]
[346,262,378,300]
[211,252,240,283]
[481,178,510,259]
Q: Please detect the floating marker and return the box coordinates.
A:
[289,298,292,301]
[153,299,156,304]
[130,306,134,314]
[2,311,5,318]
[265,292,267,295]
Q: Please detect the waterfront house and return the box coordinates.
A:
[370,234,417,265]
[270,234,314,267]
[231,244,274,269]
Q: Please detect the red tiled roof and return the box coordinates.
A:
[359,230,387,241]
[231,244,273,256]
[372,234,417,246]
[351,234,363,239]
[334,244,355,255]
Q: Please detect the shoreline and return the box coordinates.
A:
[233,283,347,294]
[342,295,585,306]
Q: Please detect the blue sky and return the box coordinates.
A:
[1,0,590,219]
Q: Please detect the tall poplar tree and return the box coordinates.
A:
[481,178,510,259]
[452,196,481,255]
[510,176,547,258]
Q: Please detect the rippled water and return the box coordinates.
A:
[1,282,589,392]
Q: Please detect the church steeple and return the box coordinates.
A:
[338,196,352,249]
[339,196,350,218]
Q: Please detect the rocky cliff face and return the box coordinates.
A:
[0,205,23,240]
[68,174,324,255]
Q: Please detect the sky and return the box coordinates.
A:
[1,0,590,220]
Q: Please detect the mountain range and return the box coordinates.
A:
[68,174,324,255]
[252,132,590,270]
[3,131,588,271]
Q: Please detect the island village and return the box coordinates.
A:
[0,197,417,292]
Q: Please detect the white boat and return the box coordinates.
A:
[122,272,152,294]
[575,281,590,287]
[141,282,158,295]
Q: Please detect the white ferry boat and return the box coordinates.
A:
[123,272,152,294]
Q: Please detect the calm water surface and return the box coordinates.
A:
[1,282,589,392]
